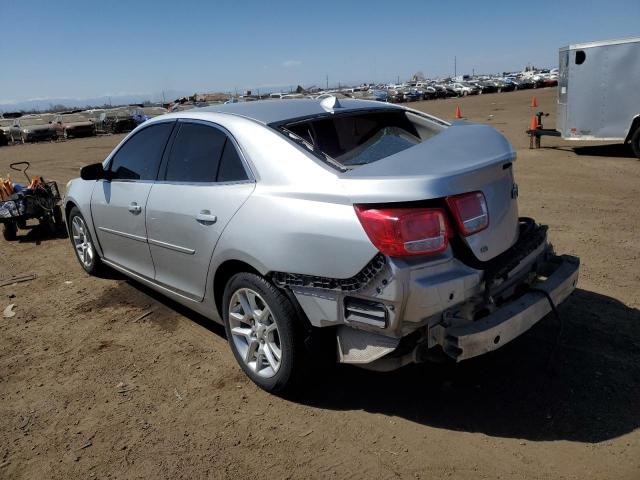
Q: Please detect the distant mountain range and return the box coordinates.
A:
[0,90,193,113]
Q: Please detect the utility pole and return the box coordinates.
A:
[326,74,328,90]
[454,56,457,78]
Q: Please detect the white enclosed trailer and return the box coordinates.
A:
[556,36,640,157]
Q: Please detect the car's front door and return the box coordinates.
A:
[90,121,175,278]
[145,120,255,300]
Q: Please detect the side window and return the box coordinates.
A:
[217,139,249,182]
[165,123,226,182]
[109,122,174,180]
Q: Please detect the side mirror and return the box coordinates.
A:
[80,162,109,181]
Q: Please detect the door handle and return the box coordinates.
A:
[196,210,217,225]
[128,202,142,214]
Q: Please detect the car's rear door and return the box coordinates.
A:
[145,120,255,300]
[90,121,175,278]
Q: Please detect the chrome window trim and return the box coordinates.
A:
[103,119,178,182]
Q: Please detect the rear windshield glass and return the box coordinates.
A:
[281,110,442,168]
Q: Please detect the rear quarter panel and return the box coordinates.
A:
[210,118,378,279]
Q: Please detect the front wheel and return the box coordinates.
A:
[68,207,102,274]
[630,128,640,159]
[222,272,307,394]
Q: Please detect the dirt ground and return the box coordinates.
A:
[1,87,638,479]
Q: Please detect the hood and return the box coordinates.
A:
[23,125,52,132]
[340,122,519,261]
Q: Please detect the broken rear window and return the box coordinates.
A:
[279,110,444,169]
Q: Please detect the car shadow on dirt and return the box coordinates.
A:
[296,288,640,443]
[114,280,639,444]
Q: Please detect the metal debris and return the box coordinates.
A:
[3,304,16,318]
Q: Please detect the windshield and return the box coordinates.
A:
[20,118,48,126]
[282,110,442,168]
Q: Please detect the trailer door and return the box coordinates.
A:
[557,49,569,135]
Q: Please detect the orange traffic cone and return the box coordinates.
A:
[530,96,538,108]
[455,106,462,119]
[529,115,538,130]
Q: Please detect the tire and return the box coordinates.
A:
[68,206,103,274]
[52,205,64,232]
[2,221,17,241]
[222,272,307,394]
[45,205,65,236]
[630,128,640,159]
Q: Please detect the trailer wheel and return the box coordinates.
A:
[2,222,17,241]
[631,128,640,159]
[52,205,66,236]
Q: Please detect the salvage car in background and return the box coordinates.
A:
[9,117,57,143]
[64,98,579,393]
[53,113,96,139]
[131,106,168,126]
[95,109,136,134]
[0,119,12,146]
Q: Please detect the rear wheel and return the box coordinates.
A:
[2,221,17,241]
[630,128,640,159]
[222,272,307,394]
[68,207,102,274]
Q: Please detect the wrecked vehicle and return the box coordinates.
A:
[64,97,580,393]
[131,106,168,126]
[53,113,96,139]
[95,109,136,134]
[9,116,57,143]
[0,119,12,146]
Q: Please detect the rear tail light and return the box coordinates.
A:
[446,191,489,236]
[354,206,448,257]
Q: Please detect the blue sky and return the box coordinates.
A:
[0,0,638,106]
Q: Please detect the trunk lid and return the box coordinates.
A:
[340,122,519,262]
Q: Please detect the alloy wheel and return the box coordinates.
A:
[71,216,94,268]
[228,288,282,378]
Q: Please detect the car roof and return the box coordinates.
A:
[196,98,402,125]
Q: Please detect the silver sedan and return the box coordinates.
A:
[64,97,579,393]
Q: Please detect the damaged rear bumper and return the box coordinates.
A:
[436,254,579,361]
[355,253,579,372]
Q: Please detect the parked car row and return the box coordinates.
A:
[0,105,168,146]
[355,74,557,104]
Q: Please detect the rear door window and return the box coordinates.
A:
[217,140,249,182]
[164,122,226,182]
[109,122,174,180]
